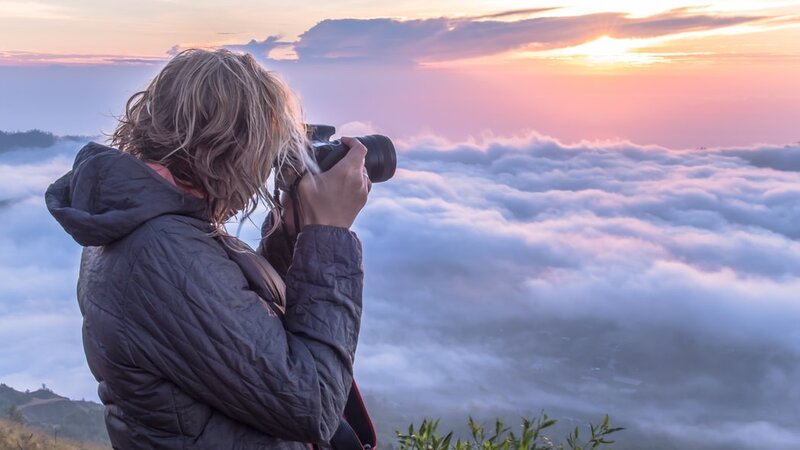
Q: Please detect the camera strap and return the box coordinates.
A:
[329,380,378,450]
[287,168,306,249]
[272,166,308,252]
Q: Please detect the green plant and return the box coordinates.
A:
[396,413,624,450]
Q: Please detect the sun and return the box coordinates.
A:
[562,35,660,65]
[576,36,638,63]
[511,35,663,67]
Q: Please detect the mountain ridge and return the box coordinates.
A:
[0,129,92,153]
[0,383,109,446]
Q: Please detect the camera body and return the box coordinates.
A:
[307,124,396,183]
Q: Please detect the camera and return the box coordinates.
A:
[307,124,396,183]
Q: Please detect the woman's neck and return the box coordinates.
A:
[144,161,206,199]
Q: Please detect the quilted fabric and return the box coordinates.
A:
[45,142,364,449]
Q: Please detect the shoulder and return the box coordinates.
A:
[126,214,225,259]
[136,214,215,240]
[119,215,257,321]
[117,214,237,290]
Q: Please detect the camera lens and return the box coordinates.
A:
[358,135,396,183]
[307,124,397,183]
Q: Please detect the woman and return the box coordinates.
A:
[45,48,370,449]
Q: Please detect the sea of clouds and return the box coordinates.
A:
[1,129,799,449]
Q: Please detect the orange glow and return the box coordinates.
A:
[550,36,661,66]
[512,35,668,67]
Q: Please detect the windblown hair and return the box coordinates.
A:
[109,48,309,235]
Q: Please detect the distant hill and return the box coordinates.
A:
[0,130,56,152]
[0,130,89,153]
[0,418,108,450]
[0,383,404,449]
[0,383,109,446]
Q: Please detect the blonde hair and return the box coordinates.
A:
[109,47,309,236]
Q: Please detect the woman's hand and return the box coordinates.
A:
[281,136,372,234]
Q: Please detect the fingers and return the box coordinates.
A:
[289,137,372,230]
[303,137,370,207]
[334,137,370,197]
[340,136,368,169]
[361,165,372,193]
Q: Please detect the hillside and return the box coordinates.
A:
[0,130,56,152]
[0,419,108,450]
[0,384,108,446]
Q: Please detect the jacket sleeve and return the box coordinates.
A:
[123,220,363,443]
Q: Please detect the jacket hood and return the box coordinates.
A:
[45,141,208,246]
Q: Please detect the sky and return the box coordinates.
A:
[1,1,799,147]
[1,1,800,449]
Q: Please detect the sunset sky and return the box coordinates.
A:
[1,0,799,147]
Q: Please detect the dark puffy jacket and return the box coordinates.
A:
[45,142,364,449]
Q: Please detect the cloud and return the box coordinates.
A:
[0,7,785,68]
[0,139,93,400]
[287,9,765,63]
[345,133,800,449]
[3,132,800,449]
[720,145,800,172]
[223,35,293,60]
[614,9,766,37]
[0,50,166,66]
[465,7,561,21]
